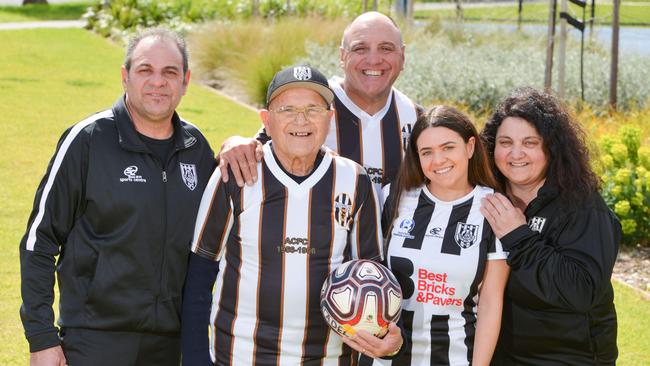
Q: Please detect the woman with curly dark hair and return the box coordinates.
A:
[479,87,621,365]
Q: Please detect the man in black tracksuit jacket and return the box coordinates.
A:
[20,29,215,365]
[492,181,620,365]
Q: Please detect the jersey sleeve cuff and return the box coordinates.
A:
[27,329,61,353]
[500,224,536,251]
[192,247,219,261]
[487,251,508,260]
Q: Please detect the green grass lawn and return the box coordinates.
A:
[615,282,650,365]
[0,2,92,22]
[0,27,258,365]
[415,3,650,26]
[1,26,649,365]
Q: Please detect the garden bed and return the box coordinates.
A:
[614,246,650,296]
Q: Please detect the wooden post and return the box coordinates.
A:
[610,0,620,110]
[407,0,415,24]
[252,0,259,17]
[518,0,524,31]
[544,0,558,92]
[558,0,568,98]
[590,0,595,37]
[394,0,407,18]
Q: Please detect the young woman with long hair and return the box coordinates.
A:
[358,105,509,366]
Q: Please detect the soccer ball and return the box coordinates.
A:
[320,259,402,338]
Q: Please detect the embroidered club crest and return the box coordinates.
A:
[454,222,479,249]
[179,163,197,191]
[528,216,546,233]
[293,66,312,81]
[334,193,353,229]
[401,124,413,152]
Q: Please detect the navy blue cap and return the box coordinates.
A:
[266,65,334,107]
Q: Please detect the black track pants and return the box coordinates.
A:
[61,328,181,366]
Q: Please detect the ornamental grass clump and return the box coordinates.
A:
[189,17,346,106]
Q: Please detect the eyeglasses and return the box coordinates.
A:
[270,105,329,120]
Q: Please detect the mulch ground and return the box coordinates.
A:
[613,246,650,296]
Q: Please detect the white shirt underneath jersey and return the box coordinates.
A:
[371,185,507,366]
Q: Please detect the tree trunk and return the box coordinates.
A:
[23,0,48,4]
[455,0,464,22]
[252,0,259,17]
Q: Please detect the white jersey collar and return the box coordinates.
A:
[329,76,393,123]
[421,185,484,206]
[262,142,333,193]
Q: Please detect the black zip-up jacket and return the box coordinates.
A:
[20,96,215,352]
[492,181,620,365]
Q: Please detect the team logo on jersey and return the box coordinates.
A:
[334,193,353,229]
[454,222,479,249]
[426,227,444,238]
[119,165,146,183]
[394,218,415,239]
[179,163,197,191]
[401,124,413,152]
[293,66,312,80]
[528,216,546,233]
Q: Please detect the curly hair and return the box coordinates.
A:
[480,87,599,202]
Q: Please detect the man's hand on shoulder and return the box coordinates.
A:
[217,136,263,187]
[30,345,66,366]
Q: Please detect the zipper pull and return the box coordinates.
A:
[162,171,167,182]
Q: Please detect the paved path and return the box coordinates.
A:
[0,0,79,4]
[0,19,83,29]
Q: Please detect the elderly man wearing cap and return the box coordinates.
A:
[216,12,421,204]
[181,65,403,365]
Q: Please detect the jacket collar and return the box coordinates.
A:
[525,178,559,216]
[112,95,197,153]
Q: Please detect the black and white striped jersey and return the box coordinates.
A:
[324,77,419,203]
[190,143,382,366]
[364,185,507,366]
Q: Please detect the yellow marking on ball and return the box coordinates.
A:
[342,324,357,336]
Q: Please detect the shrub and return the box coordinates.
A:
[82,0,215,40]
[597,125,650,246]
[83,0,385,39]
[300,24,650,113]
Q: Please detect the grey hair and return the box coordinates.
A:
[124,27,189,76]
